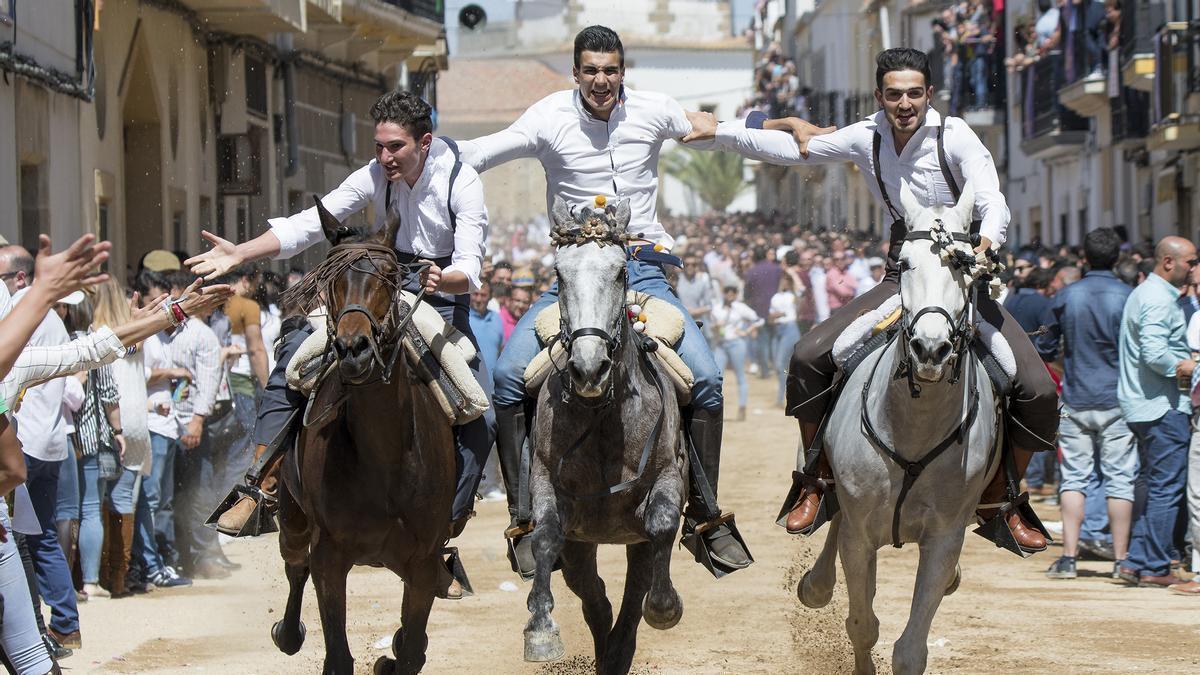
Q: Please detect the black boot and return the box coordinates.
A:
[495,402,536,577]
[683,407,753,573]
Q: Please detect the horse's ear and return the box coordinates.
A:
[314,195,342,244]
[380,206,401,247]
[551,195,573,228]
[954,182,976,232]
[898,180,922,226]
[614,200,631,232]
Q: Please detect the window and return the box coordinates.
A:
[217,130,262,195]
[97,201,110,242]
[172,210,186,249]
[245,55,268,118]
[19,164,46,248]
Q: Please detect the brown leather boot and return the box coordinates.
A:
[108,512,135,598]
[216,444,281,534]
[976,446,1047,553]
[785,421,831,535]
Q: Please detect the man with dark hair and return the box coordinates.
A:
[1038,227,1135,580]
[187,90,496,576]
[689,46,1059,554]
[453,24,829,575]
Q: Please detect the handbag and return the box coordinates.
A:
[204,368,249,450]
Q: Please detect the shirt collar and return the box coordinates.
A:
[573,86,627,122]
[1147,272,1182,299]
[1084,270,1117,280]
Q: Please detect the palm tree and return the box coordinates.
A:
[661,146,749,213]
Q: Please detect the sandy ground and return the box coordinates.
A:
[64,377,1200,674]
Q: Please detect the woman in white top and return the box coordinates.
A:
[769,273,802,407]
[710,285,764,420]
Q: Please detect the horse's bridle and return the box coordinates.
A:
[894,222,982,396]
[323,242,430,385]
[548,264,630,407]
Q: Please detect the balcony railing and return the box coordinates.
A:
[1121,1,1166,62]
[1023,52,1088,141]
[1062,0,1106,85]
[1153,21,1200,125]
[382,0,445,25]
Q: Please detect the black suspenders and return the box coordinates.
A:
[872,121,975,233]
[382,136,465,242]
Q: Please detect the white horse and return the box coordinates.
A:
[799,182,1000,674]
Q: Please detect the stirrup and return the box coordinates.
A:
[775,471,838,537]
[972,492,1051,558]
[680,512,754,580]
[436,547,473,599]
[503,521,542,581]
[205,484,278,537]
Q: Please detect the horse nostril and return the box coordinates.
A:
[568,360,585,382]
[333,338,349,359]
[909,338,928,363]
[594,359,611,382]
[349,335,371,360]
[933,342,952,364]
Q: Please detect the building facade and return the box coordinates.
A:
[1,0,447,279]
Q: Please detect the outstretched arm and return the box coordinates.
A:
[456,105,542,173]
[679,108,850,166]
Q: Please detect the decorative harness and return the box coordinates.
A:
[860,220,997,549]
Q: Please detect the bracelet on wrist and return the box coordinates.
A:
[169,300,188,324]
[161,300,180,327]
[111,429,123,435]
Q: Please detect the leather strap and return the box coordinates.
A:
[872,131,903,222]
[936,122,961,201]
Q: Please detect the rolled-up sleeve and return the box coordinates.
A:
[444,168,489,292]
[269,163,375,259]
[952,119,1009,247]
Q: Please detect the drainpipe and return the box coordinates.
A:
[279,34,299,178]
[879,2,891,51]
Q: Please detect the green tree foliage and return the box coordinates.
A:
[661,147,749,213]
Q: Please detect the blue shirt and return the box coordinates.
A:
[1039,271,1131,410]
[469,307,504,374]
[1004,288,1053,359]
[1117,273,1192,423]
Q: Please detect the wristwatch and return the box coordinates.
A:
[112,428,123,435]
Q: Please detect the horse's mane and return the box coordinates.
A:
[280,229,391,314]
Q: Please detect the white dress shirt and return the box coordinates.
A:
[6,288,71,462]
[458,88,716,251]
[268,137,489,291]
[711,301,764,343]
[715,108,1010,247]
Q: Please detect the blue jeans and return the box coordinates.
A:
[138,433,178,573]
[78,454,105,584]
[773,322,801,404]
[217,392,258,494]
[176,431,219,566]
[714,338,749,409]
[494,259,722,411]
[0,511,53,674]
[55,441,80,522]
[970,54,990,108]
[1080,467,1112,542]
[1126,410,1190,576]
[22,455,80,634]
[754,323,774,377]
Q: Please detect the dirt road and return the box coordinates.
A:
[71,377,1199,674]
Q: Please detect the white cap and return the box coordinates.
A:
[867,257,885,268]
[57,291,86,305]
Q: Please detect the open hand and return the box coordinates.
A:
[32,233,112,302]
[174,278,235,319]
[185,231,242,281]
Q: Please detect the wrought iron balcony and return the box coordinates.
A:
[1148,20,1200,151]
[1020,52,1088,158]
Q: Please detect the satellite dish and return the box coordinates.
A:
[458,4,487,30]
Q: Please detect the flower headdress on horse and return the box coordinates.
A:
[549,195,637,248]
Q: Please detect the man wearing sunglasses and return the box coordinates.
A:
[688,47,1060,555]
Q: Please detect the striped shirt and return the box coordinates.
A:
[71,336,119,458]
[144,320,221,439]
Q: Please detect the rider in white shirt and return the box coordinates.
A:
[693,48,1058,554]
[454,26,826,575]
[188,92,495,551]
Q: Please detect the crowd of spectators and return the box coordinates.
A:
[932,0,1001,114]
[1005,0,1123,80]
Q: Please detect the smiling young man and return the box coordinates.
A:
[691,48,1060,554]
[453,25,831,576]
[186,92,495,568]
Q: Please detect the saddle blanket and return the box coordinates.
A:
[285,295,490,425]
[524,291,694,401]
[830,294,1016,380]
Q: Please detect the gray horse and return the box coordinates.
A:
[799,182,999,674]
[522,197,687,675]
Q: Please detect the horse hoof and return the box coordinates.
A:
[271,620,306,655]
[642,592,683,630]
[523,629,565,662]
[373,656,395,675]
[798,569,832,609]
[944,564,962,596]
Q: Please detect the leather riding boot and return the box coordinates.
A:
[685,407,752,570]
[55,519,79,577]
[495,403,535,574]
[216,444,282,534]
[785,421,831,535]
[106,512,134,598]
[977,446,1047,553]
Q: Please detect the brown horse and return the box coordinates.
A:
[269,198,457,675]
